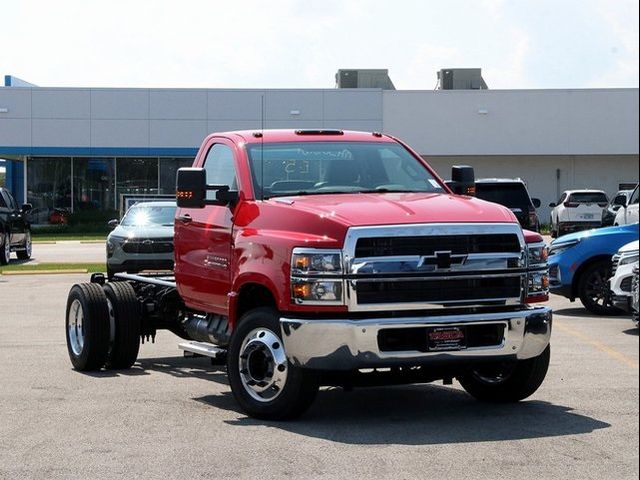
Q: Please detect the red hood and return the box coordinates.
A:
[273,192,517,226]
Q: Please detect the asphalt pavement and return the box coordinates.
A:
[0,273,637,480]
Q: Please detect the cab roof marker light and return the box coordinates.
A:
[294,129,344,135]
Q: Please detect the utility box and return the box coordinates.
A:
[438,68,488,90]
[335,69,395,89]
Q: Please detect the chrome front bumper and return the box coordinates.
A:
[280,307,552,371]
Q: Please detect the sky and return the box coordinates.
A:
[1,0,638,90]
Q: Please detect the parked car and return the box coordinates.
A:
[474,178,541,232]
[609,240,639,314]
[602,190,633,227]
[0,187,33,265]
[549,189,608,238]
[613,184,639,226]
[631,266,639,328]
[548,223,639,314]
[106,201,176,279]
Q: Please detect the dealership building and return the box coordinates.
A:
[0,70,638,223]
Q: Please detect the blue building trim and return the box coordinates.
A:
[4,160,25,203]
[0,146,198,157]
[4,75,11,86]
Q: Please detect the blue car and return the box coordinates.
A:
[549,223,639,314]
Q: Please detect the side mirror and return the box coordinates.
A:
[176,167,239,208]
[21,203,33,214]
[549,203,556,208]
[532,198,541,208]
[449,165,475,196]
[107,219,119,228]
[176,168,207,208]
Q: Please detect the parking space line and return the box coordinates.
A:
[554,321,639,369]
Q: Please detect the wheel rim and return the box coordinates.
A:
[238,328,288,402]
[25,231,32,257]
[3,236,10,263]
[68,299,85,356]
[585,266,611,309]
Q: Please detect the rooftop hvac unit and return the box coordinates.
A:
[437,69,488,90]
[335,69,396,89]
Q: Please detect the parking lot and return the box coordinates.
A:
[0,273,637,480]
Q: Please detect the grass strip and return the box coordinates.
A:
[32,234,107,242]
[0,263,106,274]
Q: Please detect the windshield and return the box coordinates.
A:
[475,183,532,208]
[568,192,608,203]
[246,142,445,198]
[120,204,176,227]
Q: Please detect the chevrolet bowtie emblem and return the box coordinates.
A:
[418,251,467,270]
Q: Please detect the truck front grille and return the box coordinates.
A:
[122,239,174,254]
[343,223,526,311]
[356,277,522,304]
[355,234,520,257]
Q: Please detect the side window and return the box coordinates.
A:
[203,144,238,201]
[0,192,8,209]
[630,187,639,205]
[613,194,626,206]
[558,193,567,205]
[6,192,17,210]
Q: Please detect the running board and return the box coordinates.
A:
[178,341,226,359]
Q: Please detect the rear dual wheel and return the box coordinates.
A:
[65,282,140,371]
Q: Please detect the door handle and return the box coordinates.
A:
[177,214,192,223]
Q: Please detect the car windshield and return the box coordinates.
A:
[246,142,445,198]
[475,183,532,208]
[120,205,176,227]
[568,192,608,203]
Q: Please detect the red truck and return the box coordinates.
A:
[65,129,551,419]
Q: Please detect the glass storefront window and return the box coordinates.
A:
[73,158,115,212]
[160,157,194,194]
[27,158,72,222]
[116,158,159,200]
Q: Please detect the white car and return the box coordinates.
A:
[610,240,639,315]
[613,184,639,226]
[549,189,608,238]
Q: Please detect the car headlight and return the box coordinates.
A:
[291,248,344,304]
[527,243,548,266]
[549,239,580,256]
[619,252,639,266]
[106,235,126,257]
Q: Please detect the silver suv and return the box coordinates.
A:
[106,201,176,279]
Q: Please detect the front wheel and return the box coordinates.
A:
[0,232,10,265]
[578,260,622,315]
[458,345,550,402]
[16,229,32,260]
[227,307,318,420]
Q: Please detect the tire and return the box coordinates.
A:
[577,259,622,315]
[458,345,551,403]
[227,307,318,420]
[103,282,141,369]
[16,229,32,260]
[0,231,10,265]
[65,283,111,371]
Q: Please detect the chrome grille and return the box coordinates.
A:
[611,254,621,276]
[343,223,526,312]
[122,239,174,254]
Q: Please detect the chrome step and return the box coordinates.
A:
[178,341,226,358]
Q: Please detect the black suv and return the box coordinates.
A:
[474,178,541,232]
[0,187,33,265]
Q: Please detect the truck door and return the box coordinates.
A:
[175,141,238,314]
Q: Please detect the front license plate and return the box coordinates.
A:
[581,213,594,219]
[427,326,467,351]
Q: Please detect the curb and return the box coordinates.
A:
[1,269,89,275]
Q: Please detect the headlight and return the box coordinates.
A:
[106,236,126,256]
[291,250,342,275]
[619,252,639,266]
[527,243,548,266]
[291,248,344,304]
[549,239,580,256]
